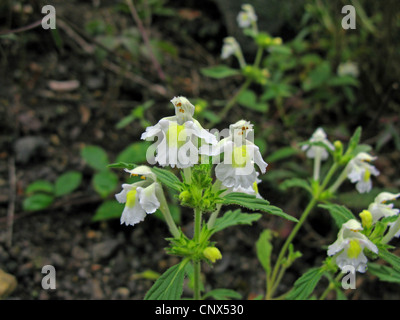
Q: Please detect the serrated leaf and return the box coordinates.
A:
[144,260,188,300]
[203,288,242,300]
[23,194,54,211]
[25,180,54,195]
[92,171,118,198]
[367,262,400,284]
[200,65,241,79]
[54,171,82,197]
[256,230,273,277]
[286,267,324,300]
[151,167,182,191]
[92,200,124,222]
[81,145,109,171]
[377,248,400,272]
[319,204,356,228]
[221,193,298,222]
[211,209,262,234]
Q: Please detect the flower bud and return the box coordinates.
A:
[179,190,192,203]
[203,247,222,263]
[333,140,343,162]
[359,210,373,229]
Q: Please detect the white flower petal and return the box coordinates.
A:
[137,184,160,214]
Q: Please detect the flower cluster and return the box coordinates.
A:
[327,192,400,273]
[115,96,268,226]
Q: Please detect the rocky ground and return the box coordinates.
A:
[1,0,400,300]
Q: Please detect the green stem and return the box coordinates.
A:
[313,149,322,181]
[193,207,202,300]
[209,79,252,128]
[158,190,180,238]
[267,163,339,298]
[268,197,318,298]
[319,273,342,300]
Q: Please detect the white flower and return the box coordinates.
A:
[327,219,378,273]
[200,120,268,189]
[301,128,334,160]
[231,174,263,199]
[346,152,380,193]
[337,61,359,78]
[237,4,257,28]
[141,96,217,168]
[115,166,161,226]
[221,37,240,60]
[367,192,400,223]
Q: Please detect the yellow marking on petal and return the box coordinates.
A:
[232,145,248,168]
[252,181,258,194]
[347,239,362,259]
[126,189,137,208]
[131,174,138,177]
[363,169,371,182]
[166,123,187,148]
[140,176,146,180]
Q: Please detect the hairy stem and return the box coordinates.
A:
[193,207,202,300]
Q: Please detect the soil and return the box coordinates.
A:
[1,0,400,300]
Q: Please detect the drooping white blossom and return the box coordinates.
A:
[346,152,380,193]
[237,4,257,28]
[302,128,334,160]
[115,166,161,226]
[327,219,378,273]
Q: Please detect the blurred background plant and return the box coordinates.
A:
[1,0,399,300]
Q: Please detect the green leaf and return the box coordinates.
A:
[345,126,362,156]
[368,263,400,284]
[203,289,242,300]
[212,209,262,234]
[302,61,331,91]
[151,167,182,191]
[144,260,188,300]
[107,162,136,170]
[319,204,356,228]
[378,248,400,272]
[81,145,109,171]
[327,75,359,87]
[200,65,241,79]
[265,146,299,163]
[237,90,268,112]
[92,171,119,198]
[23,194,54,211]
[25,180,54,195]
[92,200,124,222]
[221,193,298,222]
[279,178,312,194]
[54,171,82,197]
[286,267,324,300]
[116,142,151,164]
[256,230,273,277]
